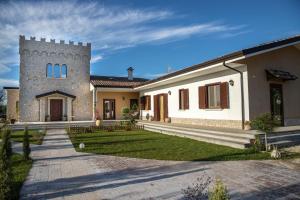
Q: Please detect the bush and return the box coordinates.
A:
[122,107,137,125]
[0,128,12,200]
[1,128,12,159]
[23,127,31,160]
[250,113,278,133]
[182,173,212,200]
[209,179,230,200]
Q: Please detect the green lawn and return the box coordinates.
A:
[0,154,32,200]
[8,129,46,145]
[68,130,270,161]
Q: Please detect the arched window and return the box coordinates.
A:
[54,64,60,78]
[46,63,53,78]
[61,64,67,78]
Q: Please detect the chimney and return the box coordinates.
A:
[127,67,134,80]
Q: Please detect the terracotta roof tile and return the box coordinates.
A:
[90,75,148,88]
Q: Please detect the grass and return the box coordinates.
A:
[68,129,271,161]
[0,153,32,200]
[8,129,46,145]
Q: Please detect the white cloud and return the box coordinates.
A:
[0,78,19,87]
[0,63,12,74]
[91,55,103,64]
[0,1,248,77]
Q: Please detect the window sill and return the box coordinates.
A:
[46,78,67,80]
[203,108,223,111]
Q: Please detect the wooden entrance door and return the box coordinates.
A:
[153,94,168,122]
[50,99,63,121]
[270,84,284,126]
[103,99,116,120]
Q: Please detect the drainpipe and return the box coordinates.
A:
[223,61,245,130]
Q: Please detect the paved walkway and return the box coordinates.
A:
[20,129,300,200]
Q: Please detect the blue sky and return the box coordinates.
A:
[0,0,299,86]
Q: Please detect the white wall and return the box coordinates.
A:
[139,66,249,121]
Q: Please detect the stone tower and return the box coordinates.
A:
[19,36,92,122]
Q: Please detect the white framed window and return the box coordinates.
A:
[207,84,221,109]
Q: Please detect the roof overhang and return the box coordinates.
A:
[3,87,19,90]
[36,90,76,99]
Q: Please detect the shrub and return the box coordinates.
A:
[0,128,12,200]
[251,113,279,151]
[1,128,12,159]
[250,113,278,133]
[209,179,230,200]
[122,107,137,125]
[23,127,31,160]
[182,173,212,200]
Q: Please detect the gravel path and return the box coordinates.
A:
[20,129,300,200]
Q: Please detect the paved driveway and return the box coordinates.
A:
[20,129,300,200]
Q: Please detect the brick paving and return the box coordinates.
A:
[20,129,300,200]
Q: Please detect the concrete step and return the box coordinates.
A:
[266,132,300,148]
[139,121,255,139]
[138,122,253,149]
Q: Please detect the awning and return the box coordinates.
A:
[266,69,298,82]
[36,90,76,99]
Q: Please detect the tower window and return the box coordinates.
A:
[46,63,67,79]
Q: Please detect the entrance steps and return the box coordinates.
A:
[137,121,256,149]
[266,129,300,148]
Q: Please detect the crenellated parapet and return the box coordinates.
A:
[19,35,91,60]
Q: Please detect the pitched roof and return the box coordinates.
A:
[90,75,148,88]
[36,90,76,99]
[136,34,300,88]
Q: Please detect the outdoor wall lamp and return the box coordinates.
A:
[168,91,171,95]
[229,80,234,86]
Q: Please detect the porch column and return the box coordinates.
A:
[67,97,72,121]
[39,98,46,122]
[92,88,98,120]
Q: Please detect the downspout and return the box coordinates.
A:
[223,61,245,130]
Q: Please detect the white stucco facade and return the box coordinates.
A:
[137,65,250,129]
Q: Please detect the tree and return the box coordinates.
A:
[0,89,6,119]
[0,128,12,200]
[23,126,31,160]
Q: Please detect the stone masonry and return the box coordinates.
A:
[19,36,92,121]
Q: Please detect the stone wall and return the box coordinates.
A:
[19,36,92,121]
[6,89,19,121]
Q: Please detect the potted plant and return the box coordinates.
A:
[146,113,150,121]
[244,121,251,130]
[63,115,68,121]
[95,110,101,126]
[150,116,154,121]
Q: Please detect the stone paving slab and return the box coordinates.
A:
[20,129,300,200]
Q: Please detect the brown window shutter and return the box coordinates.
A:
[147,95,151,110]
[184,89,189,109]
[199,86,207,109]
[220,82,229,109]
[179,90,182,109]
[140,96,145,110]
[153,95,159,121]
[163,93,168,120]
